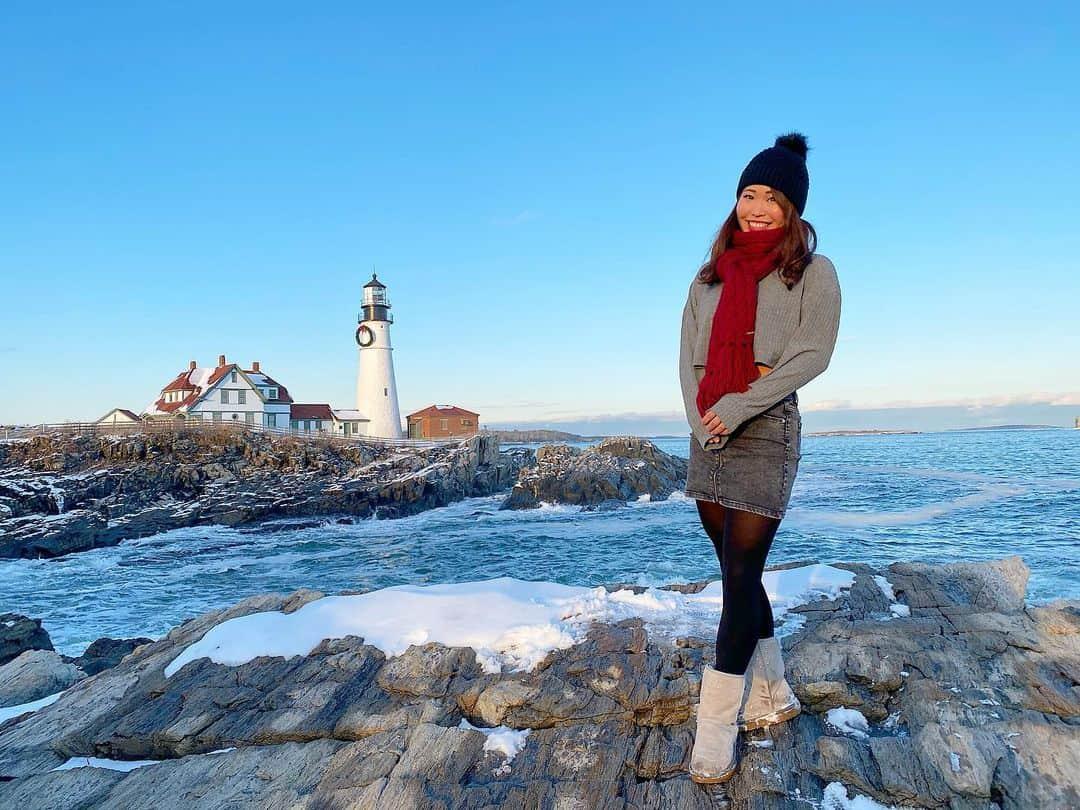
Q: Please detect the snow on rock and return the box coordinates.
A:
[825,706,870,739]
[873,574,911,620]
[165,563,856,677]
[459,719,531,763]
[872,575,895,601]
[821,782,904,810]
[0,690,64,723]
[51,748,235,773]
[53,756,159,773]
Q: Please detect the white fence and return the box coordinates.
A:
[0,420,489,450]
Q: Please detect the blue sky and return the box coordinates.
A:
[2,3,1078,431]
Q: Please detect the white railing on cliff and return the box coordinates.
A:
[0,420,492,450]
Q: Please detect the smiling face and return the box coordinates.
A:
[736,184,787,232]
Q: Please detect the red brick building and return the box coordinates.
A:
[406,405,480,439]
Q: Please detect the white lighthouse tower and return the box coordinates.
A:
[355,273,403,438]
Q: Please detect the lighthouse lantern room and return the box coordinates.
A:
[355,272,403,438]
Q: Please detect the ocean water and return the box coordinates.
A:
[1,428,1077,656]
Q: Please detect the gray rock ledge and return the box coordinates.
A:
[0,555,1076,809]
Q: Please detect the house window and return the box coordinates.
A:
[221,390,230,404]
[304,420,311,431]
[439,418,448,430]
[238,390,246,405]
[231,371,237,383]
[461,419,472,426]
[245,412,255,424]
[384,387,388,396]
[267,388,277,399]
[314,420,322,430]
[212,412,222,422]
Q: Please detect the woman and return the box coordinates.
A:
[678,132,841,784]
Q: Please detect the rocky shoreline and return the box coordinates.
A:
[0,555,1075,809]
[0,430,532,559]
[0,431,689,559]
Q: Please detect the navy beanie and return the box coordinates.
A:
[736,132,810,215]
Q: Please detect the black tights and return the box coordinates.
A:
[695,500,780,675]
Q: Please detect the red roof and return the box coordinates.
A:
[290,403,334,420]
[207,364,234,387]
[161,371,197,393]
[152,390,200,414]
[406,404,480,419]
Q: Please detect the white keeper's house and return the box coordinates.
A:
[143,355,293,428]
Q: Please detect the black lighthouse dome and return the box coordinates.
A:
[360,272,393,324]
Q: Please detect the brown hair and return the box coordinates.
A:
[695,188,817,289]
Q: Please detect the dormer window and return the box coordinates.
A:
[267,387,278,399]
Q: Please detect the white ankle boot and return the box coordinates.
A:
[737,637,801,731]
[689,666,746,784]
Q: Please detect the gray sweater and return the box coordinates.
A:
[679,253,842,450]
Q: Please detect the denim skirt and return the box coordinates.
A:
[685,392,802,519]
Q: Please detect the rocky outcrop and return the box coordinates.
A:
[0,650,86,707]
[500,436,687,510]
[0,620,152,709]
[1,556,1073,808]
[0,430,530,559]
[0,614,54,667]
[64,637,155,677]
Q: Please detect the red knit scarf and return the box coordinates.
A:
[696,226,785,417]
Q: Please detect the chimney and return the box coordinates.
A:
[218,354,226,368]
[252,361,260,373]
[189,360,196,371]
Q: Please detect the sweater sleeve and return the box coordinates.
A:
[706,256,842,436]
[679,279,716,450]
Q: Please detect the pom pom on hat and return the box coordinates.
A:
[774,132,809,159]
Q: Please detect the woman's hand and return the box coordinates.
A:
[702,410,729,437]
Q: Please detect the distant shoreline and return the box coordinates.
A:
[497,424,1071,442]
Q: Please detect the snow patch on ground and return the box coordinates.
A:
[821,782,905,809]
[53,757,159,773]
[165,563,856,677]
[52,748,236,773]
[0,690,64,723]
[825,706,870,739]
